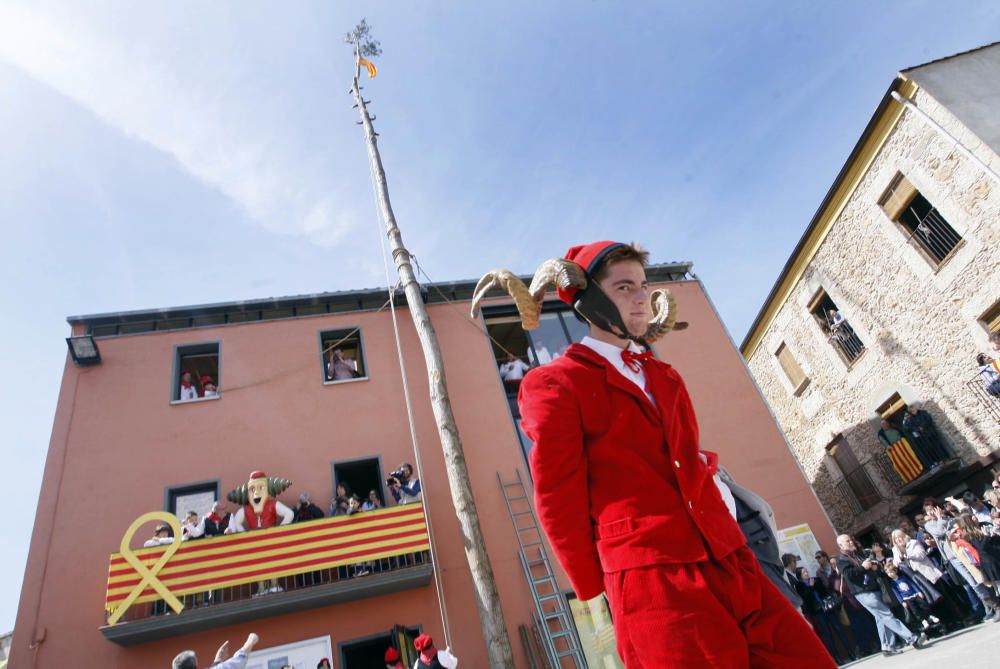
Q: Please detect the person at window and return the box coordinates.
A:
[317,659,332,669]
[144,523,174,547]
[976,353,1000,396]
[878,419,927,481]
[181,510,206,541]
[388,463,422,505]
[329,482,351,517]
[528,342,553,366]
[836,535,927,656]
[362,489,382,511]
[498,353,530,384]
[201,375,219,398]
[902,405,949,466]
[828,309,845,332]
[327,348,359,381]
[179,370,198,401]
[205,502,230,536]
[383,647,404,669]
[412,633,458,669]
[172,632,259,669]
[295,492,325,523]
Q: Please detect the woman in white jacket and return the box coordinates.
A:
[891,529,968,628]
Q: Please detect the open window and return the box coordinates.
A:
[339,625,420,669]
[879,173,963,267]
[332,457,385,509]
[165,480,219,523]
[320,328,367,384]
[172,342,220,402]
[808,290,864,365]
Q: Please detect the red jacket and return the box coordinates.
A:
[518,343,746,600]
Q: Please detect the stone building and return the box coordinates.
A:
[741,43,1000,542]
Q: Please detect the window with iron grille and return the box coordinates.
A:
[826,435,880,511]
[775,342,809,395]
[879,173,963,267]
[808,290,865,365]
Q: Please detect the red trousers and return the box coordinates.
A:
[603,546,837,668]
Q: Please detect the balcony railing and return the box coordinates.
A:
[967,373,1000,423]
[828,323,865,364]
[101,503,432,645]
[835,467,880,515]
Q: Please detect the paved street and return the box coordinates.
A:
[843,621,1000,668]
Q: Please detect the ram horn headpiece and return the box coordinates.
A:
[470,259,586,330]
[644,289,681,343]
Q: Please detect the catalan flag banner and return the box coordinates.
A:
[886,438,924,482]
[104,503,428,614]
[359,56,377,79]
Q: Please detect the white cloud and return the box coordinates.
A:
[0,3,358,247]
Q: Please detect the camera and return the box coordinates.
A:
[386,469,406,486]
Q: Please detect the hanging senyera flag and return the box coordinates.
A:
[359,56,377,79]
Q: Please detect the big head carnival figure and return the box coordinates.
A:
[227,471,295,531]
[472,241,835,668]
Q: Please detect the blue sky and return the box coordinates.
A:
[0,1,997,632]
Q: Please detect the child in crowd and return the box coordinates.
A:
[884,562,940,631]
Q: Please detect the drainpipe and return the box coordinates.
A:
[891,90,1000,185]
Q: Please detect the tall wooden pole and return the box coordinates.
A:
[349,42,515,668]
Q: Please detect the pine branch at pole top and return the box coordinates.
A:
[345,21,515,669]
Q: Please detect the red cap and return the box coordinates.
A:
[413,633,434,651]
[556,241,625,304]
[249,470,267,480]
[384,647,400,662]
[201,375,213,385]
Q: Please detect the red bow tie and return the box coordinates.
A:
[621,349,652,372]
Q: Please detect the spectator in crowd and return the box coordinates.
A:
[781,553,801,592]
[362,489,382,511]
[836,534,927,656]
[962,491,993,525]
[891,527,967,628]
[901,404,949,465]
[383,648,404,669]
[347,494,363,515]
[952,513,1000,587]
[975,353,1000,396]
[795,566,854,664]
[205,502,230,536]
[172,632,259,669]
[178,370,198,401]
[923,500,995,621]
[884,562,940,632]
[498,353,531,384]
[388,463,422,505]
[181,511,205,541]
[327,348,359,381]
[330,482,352,517]
[201,375,219,398]
[815,550,880,658]
[295,492,325,523]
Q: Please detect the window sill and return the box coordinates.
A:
[170,395,221,406]
[792,378,811,397]
[323,376,370,387]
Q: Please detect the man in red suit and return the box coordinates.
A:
[509,241,835,668]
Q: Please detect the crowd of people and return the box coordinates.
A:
[975,331,1000,397]
[783,475,1000,664]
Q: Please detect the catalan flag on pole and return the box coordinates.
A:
[885,437,924,482]
[359,56,377,79]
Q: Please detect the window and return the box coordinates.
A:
[775,342,809,394]
[879,173,963,267]
[172,342,220,402]
[876,392,908,425]
[980,300,1000,334]
[320,328,367,383]
[826,435,880,511]
[166,480,219,523]
[808,290,864,365]
[332,457,385,510]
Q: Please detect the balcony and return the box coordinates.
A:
[967,373,1000,423]
[869,450,963,496]
[101,503,432,645]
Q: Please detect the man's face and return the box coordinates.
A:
[837,535,856,552]
[595,260,651,338]
[182,372,192,384]
[816,554,829,567]
[248,477,270,514]
[900,520,915,534]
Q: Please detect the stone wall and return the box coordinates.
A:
[747,86,1000,536]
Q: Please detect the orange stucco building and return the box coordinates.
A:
[10,263,835,668]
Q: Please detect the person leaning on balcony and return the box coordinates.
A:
[204,501,230,536]
[294,492,325,523]
[181,511,206,541]
[975,353,1000,396]
[144,523,174,547]
[172,632,259,669]
[388,463,421,505]
[901,404,949,466]
[878,419,928,479]
[499,353,530,384]
[363,488,382,511]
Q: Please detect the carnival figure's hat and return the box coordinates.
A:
[384,647,400,662]
[413,634,434,652]
[226,471,293,505]
[471,240,681,345]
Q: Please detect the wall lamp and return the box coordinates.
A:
[66,335,102,366]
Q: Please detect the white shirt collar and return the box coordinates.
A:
[580,336,651,400]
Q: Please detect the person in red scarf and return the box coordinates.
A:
[411,634,457,669]
[178,370,198,401]
[383,647,403,669]
[476,241,835,668]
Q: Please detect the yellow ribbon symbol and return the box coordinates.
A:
[107,511,185,625]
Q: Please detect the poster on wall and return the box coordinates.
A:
[244,635,333,669]
[777,523,823,577]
